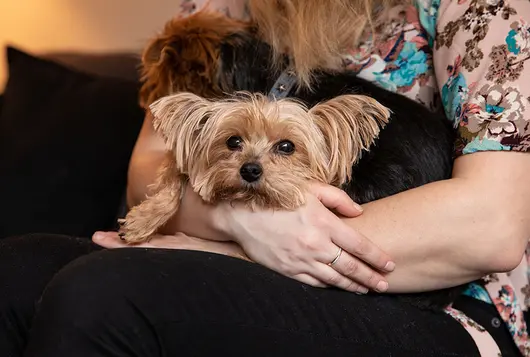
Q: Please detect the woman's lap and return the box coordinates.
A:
[1,234,480,357]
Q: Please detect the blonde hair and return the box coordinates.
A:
[248,0,404,87]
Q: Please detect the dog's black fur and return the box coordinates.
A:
[216,33,468,310]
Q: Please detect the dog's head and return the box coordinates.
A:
[149,92,390,209]
[139,9,252,108]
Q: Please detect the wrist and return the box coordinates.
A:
[209,204,238,242]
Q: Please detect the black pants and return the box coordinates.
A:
[0,234,514,357]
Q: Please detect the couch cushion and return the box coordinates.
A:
[0,46,145,239]
[42,52,141,82]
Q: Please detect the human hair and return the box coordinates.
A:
[248,0,405,87]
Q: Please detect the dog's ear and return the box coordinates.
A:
[309,94,390,185]
[149,93,212,171]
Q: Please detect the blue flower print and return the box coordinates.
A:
[440,56,468,127]
[462,136,512,155]
[416,0,440,46]
[373,73,398,92]
[441,73,467,127]
[463,283,493,304]
[388,42,429,87]
[506,29,522,55]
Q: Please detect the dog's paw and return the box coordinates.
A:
[117,218,154,244]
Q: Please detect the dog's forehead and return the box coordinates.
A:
[244,101,313,138]
[211,99,316,145]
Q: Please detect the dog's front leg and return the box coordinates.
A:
[119,157,184,244]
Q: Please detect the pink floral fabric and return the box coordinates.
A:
[177,0,530,354]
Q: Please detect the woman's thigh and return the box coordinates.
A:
[25,248,480,357]
[0,234,100,357]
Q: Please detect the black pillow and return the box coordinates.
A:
[0,46,145,239]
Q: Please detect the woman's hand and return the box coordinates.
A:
[177,182,395,294]
[92,231,250,261]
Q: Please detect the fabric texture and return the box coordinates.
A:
[181,0,530,354]
[0,234,483,357]
[0,47,145,239]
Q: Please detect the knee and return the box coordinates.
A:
[26,249,158,348]
[35,249,148,319]
[33,248,214,322]
[25,249,173,355]
[0,234,97,316]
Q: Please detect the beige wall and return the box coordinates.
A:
[0,0,183,90]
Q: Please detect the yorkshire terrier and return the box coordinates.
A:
[126,8,463,310]
[119,91,390,243]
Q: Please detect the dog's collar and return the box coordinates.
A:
[267,69,297,100]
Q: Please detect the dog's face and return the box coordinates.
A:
[150,92,390,210]
[189,97,330,209]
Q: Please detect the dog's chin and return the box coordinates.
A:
[203,178,306,211]
[210,182,267,208]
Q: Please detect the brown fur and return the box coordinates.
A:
[139,9,251,108]
[120,92,390,243]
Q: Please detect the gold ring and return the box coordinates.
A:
[328,247,342,266]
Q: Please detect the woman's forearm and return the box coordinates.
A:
[345,153,530,293]
[344,179,488,292]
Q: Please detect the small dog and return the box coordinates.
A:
[130,9,464,310]
[119,91,390,243]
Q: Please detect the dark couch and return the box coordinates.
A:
[0,46,147,239]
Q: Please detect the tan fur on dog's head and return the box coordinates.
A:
[150,92,390,210]
[139,9,251,108]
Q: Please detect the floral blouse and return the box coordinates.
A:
[179,0,530,355]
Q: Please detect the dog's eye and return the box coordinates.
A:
[276,140,295,155]
[226,136,243,150]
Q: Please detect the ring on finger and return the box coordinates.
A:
[327,247,343,267]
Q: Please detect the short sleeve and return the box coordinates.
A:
[430,0,530,156]
[179,0,250,20]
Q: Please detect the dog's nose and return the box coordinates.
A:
[240,163,262,182]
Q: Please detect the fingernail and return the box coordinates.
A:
[353,202,363,212]
[384,261,396,272]
[376,281,388,292]
[93,232,105,240]
[356,286,369,294]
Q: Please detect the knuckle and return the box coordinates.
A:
[343,259,360,276]
[277,261,295,276]
[298,233,322,252]
[353,238,370,256]
[365,271,381,288]
[344,280,360,292]
[310,214,326,229]
[325,273,341,286]
[339,190,351,203]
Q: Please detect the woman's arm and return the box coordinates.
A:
[126,112,165,209]
[342,151,530,293]
[341,0,530,292]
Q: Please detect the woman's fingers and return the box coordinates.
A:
[310,182,363,218]
[332,223,395,273]
[325,250,389,292]
[313,264,370,293]
[93,231,157,249]
[92,231,130,248]
[292,273,328,288]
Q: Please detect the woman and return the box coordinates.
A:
[3,0,530,356]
